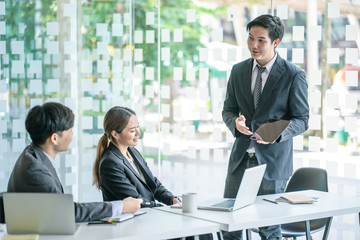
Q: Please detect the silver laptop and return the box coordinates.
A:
[3,193,76,235]
[198,164,266,212]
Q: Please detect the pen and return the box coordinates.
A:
[262,198,278,204]
[88,221,116,225]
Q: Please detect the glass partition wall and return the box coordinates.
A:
[0,0,359,238]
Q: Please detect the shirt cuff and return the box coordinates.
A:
[111,200,124,217]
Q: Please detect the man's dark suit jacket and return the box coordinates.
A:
[98,142,174,207]
[7,143,112,222]
[222,55,309,180]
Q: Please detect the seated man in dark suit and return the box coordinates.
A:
[7,102,143,222]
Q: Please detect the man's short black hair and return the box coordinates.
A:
[246,14,284,42]
[25,102,75,145]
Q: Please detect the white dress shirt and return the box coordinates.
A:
[247,53,278,153]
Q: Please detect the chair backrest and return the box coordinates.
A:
[0,192,4,223]
[285,167,328,193]
[281,167,329,236]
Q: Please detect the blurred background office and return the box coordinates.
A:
[0,0,359,239]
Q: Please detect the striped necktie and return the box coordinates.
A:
[253,65,266,109]
[248,65,266,151]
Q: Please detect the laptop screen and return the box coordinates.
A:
[198,164,266,211]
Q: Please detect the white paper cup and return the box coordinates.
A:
[182,193,197,213]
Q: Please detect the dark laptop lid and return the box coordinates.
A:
[251,119,290,143]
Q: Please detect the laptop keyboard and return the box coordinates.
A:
[213,199,235,208]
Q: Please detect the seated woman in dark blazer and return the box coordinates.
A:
[93,106,178,207]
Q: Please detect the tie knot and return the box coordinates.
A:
[257,65,266,74]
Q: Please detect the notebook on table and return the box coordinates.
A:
[99,209,147,223]
[277,194,318,204]
[3,192,76,235]
[197,164,266,212]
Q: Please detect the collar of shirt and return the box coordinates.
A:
[251,52,278,92]
[125,154,146,183]
[41,149,57,169]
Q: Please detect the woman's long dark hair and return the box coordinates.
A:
[93,106,135,190]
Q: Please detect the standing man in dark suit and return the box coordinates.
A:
[222,14,309,240]
[7,102,142,222]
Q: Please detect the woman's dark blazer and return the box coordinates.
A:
[98,142,175,207]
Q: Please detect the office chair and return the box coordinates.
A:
[0,192,4,223]
[281,167,332,240]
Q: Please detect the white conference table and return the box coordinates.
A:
[0,208,221,240]
[156,190,360,232]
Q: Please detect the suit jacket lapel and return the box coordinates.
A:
[243,59,255,114]
[32,144,64,193]
[110,144,149,187]
[254,56,285,117]
[128,148,157,189]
